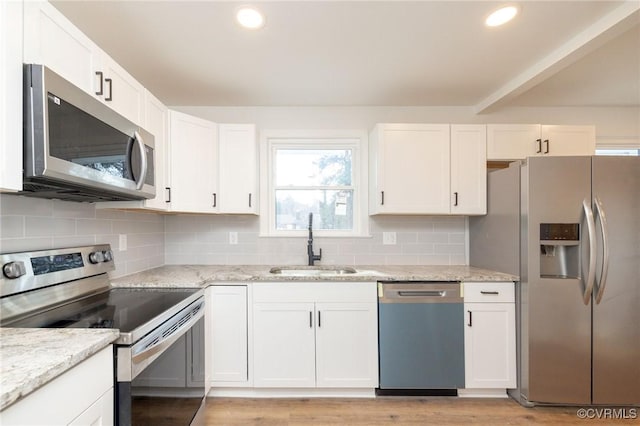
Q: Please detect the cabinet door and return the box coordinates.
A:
[253,303,316,387]
[218,124,257,214]
[0,0,23,192]
[138,90,168,210]
[450,125,487,215]
[372,124,450,214]
[168,111,218,213]
[68,388,114,426]
[210,286,248,383]
[23,0,97,95]
[541,125,596,156]
[315,303,378,388]
[486,124,541,160]
[464,302,516,389]
[96,54,145,125]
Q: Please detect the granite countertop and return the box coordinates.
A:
[0,328,119,411]
[110,264,518,288]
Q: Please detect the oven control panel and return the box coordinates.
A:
[0,244,115,297]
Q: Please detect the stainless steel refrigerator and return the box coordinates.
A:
[470,156,639,406]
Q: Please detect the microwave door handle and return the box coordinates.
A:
[133,131,148,190]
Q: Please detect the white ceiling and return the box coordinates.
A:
[51,1,640,110]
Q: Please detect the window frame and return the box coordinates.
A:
[259,129,369,237]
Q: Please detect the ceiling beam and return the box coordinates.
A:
[474,1,640,114]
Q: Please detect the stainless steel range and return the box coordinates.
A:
[0,245,206,426]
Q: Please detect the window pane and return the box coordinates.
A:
[595,148,639,156]
[275,189,353,230]
[275,149,352,186]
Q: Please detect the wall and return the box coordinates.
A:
[164,214,466,266]
[0,194,164,278]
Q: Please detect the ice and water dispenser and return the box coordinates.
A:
[539,223,580,279]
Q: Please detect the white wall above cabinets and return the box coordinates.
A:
[0,0,23,192]
[23,1,146,126]
[462,282,516,396]
[369,123,487,216]
[487,124,596,160]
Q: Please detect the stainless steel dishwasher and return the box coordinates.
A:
[377,282,464,395]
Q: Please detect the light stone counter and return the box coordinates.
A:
[109,264,518,288]
[0,328,119,411]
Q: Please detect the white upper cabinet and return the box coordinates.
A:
[168,110,218,213]
[369,123,486,215]
[487,124,595,160]
[0,0,23,192]
[450,125,487,215]
[94,53,146,125]
[370,123,451,214]
[218,124,258,214]
[140,90,169,210]
[540,125,596,157]
[23,1,145,125]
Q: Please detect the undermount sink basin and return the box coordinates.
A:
[269,266,358,276]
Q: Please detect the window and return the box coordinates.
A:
[595,148,639,156]
[260,130,368,237]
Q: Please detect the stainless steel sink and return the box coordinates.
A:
[269,266,357,276]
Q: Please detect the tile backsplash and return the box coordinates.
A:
[0,194,164,278]
[0,194,467,276]
[165,214,466,266]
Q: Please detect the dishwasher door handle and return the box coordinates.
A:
[398,291,445,297]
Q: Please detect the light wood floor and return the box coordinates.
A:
[204,397,638,425]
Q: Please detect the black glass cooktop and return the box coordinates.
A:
[8,288,197,333]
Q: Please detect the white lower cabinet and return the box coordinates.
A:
[463,282,516,391]
[0,346,114,426]
[210,285,249,384]
[250,282,378,390]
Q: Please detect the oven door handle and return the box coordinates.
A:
[132,306,203,365]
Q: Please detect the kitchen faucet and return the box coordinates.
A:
[307,212,322,266]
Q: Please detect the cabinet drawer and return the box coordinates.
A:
[463,282,514,303]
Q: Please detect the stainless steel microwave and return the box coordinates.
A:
[22,64,155,202]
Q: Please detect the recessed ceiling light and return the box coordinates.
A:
[236,7,265,29]
[485,5,519,27]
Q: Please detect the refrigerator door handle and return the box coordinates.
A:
[582,199,597,305]
[593,196,610,304]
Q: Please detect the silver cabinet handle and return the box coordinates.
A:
[133,131,147,190]
[593,196,609,304]
[582,199,597,305]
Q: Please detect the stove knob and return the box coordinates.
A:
[89,251,105,264]
[103,250,113,262]
[3,261,26,279]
